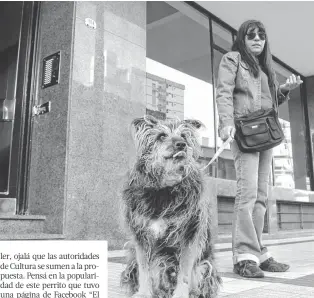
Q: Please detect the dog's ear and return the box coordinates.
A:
[182,119,204,130]
[132,115,158,131]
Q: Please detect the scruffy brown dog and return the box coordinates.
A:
[121,115,221,298]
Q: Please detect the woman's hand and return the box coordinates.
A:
[280,74,303,92]
[220,126,236,141]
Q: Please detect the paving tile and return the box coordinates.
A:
[221,277,238,283]
[221,283,314,297]
[262,283,314,297]
[220,271,291,284]
[264,271,314,279]
[222,288,306,298]
[108,241,314,298]
[220,279,268,294]
[289,273,314,287]
[218,292,233,297]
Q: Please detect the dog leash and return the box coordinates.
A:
[201,136,234,171]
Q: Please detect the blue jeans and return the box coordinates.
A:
[231,140,273,265]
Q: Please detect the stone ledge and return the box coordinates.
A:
[108,235,314,256]
[0,215,46,220]
[0,215,47,234]
[214,235,314,252]
[0,233,65,240]
[216,229,314,243]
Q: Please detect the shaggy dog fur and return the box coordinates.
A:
[121,115,221,298]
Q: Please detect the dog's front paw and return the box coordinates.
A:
[172,283,189,298]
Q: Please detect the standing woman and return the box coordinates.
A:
[216,20,303,278]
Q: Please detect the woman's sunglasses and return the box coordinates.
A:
[246,32,266,41]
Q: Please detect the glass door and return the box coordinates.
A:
[0,1,39,215]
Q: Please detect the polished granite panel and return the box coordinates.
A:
[64,2,146,240]
[76,2,145,48]
[27,2,75,234]
[101,9,145,48]
[76,1,146,30]
[103,30,146,102]
[66,96,145,241]
[28,152,67,232]
[68,85,143,163]
[72,18,146,101]
[76,1,97,20]
[72,17,96,88]
[65,157,129,244]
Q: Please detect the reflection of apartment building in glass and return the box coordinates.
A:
[273,119,295,188]
[146,73,185,120]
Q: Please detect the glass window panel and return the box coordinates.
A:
[213,49,236,180]
[146,1,215,176]
[274,61,291,79]
[212,20,233,51]
[273,62,310,190]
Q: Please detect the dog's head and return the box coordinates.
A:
[131,115,204,188]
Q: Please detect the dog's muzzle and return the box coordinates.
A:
[172,151,186,161]
[165,150,187,161]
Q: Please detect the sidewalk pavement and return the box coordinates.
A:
[108,238,314,298]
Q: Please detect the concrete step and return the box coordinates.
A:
[0,198,16,215]
[216,229,314,243]
[214,235,314,252]
[108,231,314,258]
[0,215,46,234]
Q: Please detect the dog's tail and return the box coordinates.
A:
[120,242,139,295]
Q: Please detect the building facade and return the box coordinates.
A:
[1,1,314,249]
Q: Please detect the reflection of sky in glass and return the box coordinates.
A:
[146,58,215,147]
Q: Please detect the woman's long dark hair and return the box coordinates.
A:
[232,20,276,87]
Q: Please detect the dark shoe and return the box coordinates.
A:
[260,257,290,272]
[233,260,264,278]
